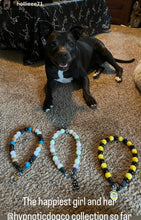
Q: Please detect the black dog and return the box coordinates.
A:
[40,24,134,112]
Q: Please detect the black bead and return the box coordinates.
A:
[59,167,66,175]
[123,177,130,183]
[122,139,128,145]
[129,145,135,150]
[20,165,27,173]
[132,153,138,158]
[20,129,25,134]
[37,134,44,141]
[132,161,138,166]
[107,177,114,185]
[99,159,105,164]
[102,168,109,174]
[9,144,14,152]
[24,128,28,132]
[99,142,105,147]
[128,169,135,175]
[28,154,37,163]
[114,136,118,141]
[105,137,110,142]
[98,150,103,155]
[12,162,21,171]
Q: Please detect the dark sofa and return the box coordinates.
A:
[0,0,111,64]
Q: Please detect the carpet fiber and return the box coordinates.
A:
[0,25,141,217]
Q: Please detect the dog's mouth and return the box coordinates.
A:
[58,62,70,71]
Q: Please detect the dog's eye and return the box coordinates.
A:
[51,41,57,48]
[68,40,75,47]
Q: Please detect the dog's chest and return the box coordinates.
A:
[55,70,73,83]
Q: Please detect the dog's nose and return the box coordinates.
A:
[59,52,68,58]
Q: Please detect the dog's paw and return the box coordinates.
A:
[43,100,54,112]
[115,76,122,83]
[44,105,54,112]
[93,70,100,79]
[85,96,97,109]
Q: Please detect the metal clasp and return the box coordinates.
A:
[71,176,80,191]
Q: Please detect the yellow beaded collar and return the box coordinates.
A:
[98,136,138,201]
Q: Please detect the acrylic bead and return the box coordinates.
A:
[76,150,81,156]
[50,148,55,153]
[132,149,137,154]
[53,156,58,161]
[34,151,39,157]
[35,129,39,133]
[39,140,44,145]
[132,157,138,163]
[125,173,132,180]
[105,172,112,179]
[36,147,41,153]
[76,142,81,147]
[12,158,18,162]
[10,151,16,155]
[14,131,21,139]
[12,137,16,142]
[25,162,31,168]
[54,133,58,139]
[77,146,81,151]
[73,164,79,169]
[130,165,136,172]
[127,141,132,147]
[57,131,61,135]
[57,163,63,169]
[101,139,107,145]
[10,141,15,145]
[69,130,73,134]
[109,136,114,141]
[98,154,104,159]
[101,163,107,169]
[61,129,65,134]
[50,140,55,145]
[38,144,42,148]
[74,135,79,140]
[28,127,32,132]
[55,160,60,165]
[118,136,124,142]
[75,159,80,164]
[98,146,103,151]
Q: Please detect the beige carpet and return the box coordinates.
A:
[0,25,141,217]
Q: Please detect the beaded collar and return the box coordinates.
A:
[10,127,44,182]
[50,129,81,190]
[98,136,138,201]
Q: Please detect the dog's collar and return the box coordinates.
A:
[98,136,138,201]
[10,127,44,183]
[50,129,81,190]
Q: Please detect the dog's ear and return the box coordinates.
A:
[39,20,54,46]
[69,26,84,40]
[70,25,89,40]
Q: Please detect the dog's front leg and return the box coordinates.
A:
[43,79,56,112]
[82,75,97,109]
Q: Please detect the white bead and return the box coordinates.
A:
[10,151,16,155]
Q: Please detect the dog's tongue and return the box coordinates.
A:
[59,63,68,68]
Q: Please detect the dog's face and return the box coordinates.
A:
[39,22,84,71]
[46,31,77,71]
